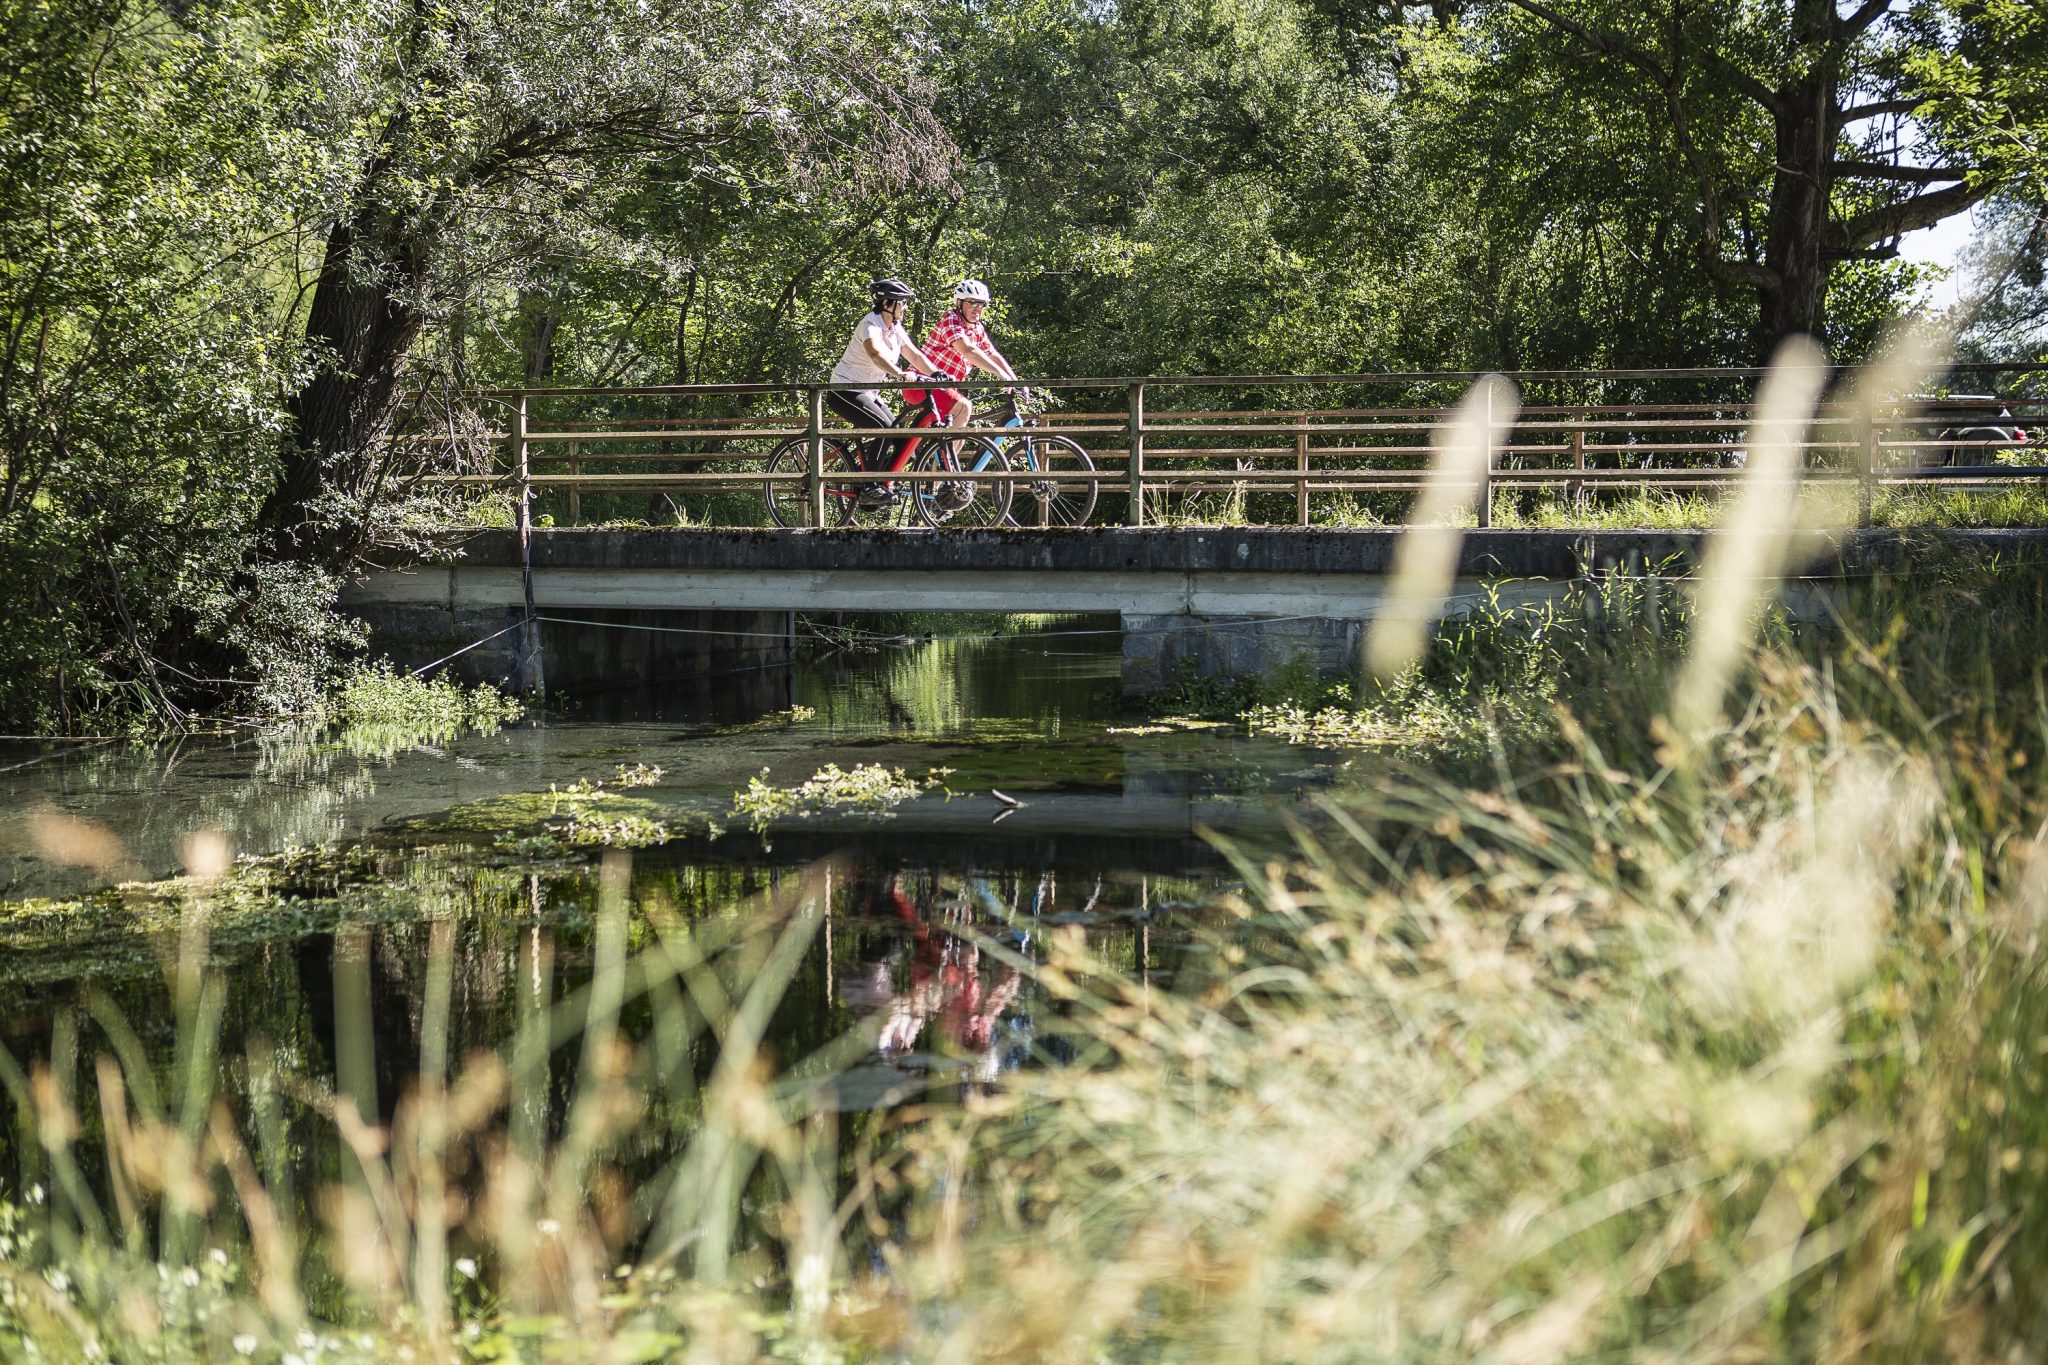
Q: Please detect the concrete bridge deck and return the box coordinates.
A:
[341,527,2048,693]
[345,526,2048,612]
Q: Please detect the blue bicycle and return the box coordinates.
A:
[981,389,1100,527]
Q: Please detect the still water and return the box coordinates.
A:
[0,617,1343,1216]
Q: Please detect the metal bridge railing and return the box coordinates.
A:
[409,366,2048,533]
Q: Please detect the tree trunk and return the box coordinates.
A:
[1754,67,1835,357]
[518,288,560,384]
[263,209,428,557]
[674,265,698,387]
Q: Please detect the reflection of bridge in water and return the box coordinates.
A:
[341,526,2048,695]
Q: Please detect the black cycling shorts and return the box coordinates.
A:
[825,388,897,430]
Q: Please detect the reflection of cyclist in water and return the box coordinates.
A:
[841,875,1024,1083]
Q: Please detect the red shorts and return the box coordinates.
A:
[929,386,966,421]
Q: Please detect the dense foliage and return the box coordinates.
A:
[1,0,2044,731]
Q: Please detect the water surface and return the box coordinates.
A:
[0,617,1341,1226]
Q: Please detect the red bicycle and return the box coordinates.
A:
[764,385,1014,528]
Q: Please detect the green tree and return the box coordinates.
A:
[0,0,342,728]
[1485,0,2048,354]
[260,0,953,556]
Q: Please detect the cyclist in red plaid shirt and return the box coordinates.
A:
[922,278,1018,429]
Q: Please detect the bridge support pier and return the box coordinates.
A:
[1120,613,1367,698]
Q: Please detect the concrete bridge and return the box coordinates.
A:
[342,526,2048,695]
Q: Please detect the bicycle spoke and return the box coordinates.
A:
[1007,434,1098,527]
[912,436,1012,528]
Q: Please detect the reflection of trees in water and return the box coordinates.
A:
[3,714,531,895]
[1,849,1216,1271]
[795,620,1119,738]
[1,732,381,894]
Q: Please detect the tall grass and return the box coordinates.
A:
[9,355,2048,1359]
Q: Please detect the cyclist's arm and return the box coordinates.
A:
[952,335,1017,382]
[859,331,936,382]
[898,341,942,378]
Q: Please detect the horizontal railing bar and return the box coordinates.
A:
[477,361,2048,400]
[408,414,2034,445]
[517,425,1122,444]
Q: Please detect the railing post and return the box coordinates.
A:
[1859,409,1877,531]
[1295,412,1310,527]
[512,393,545,701]
[567,438,581,526]
[1477,379,1495,529]
[1571,421,1586,507]
[1127,382,1146,527]
[806,386,826,529]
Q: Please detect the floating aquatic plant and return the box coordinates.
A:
[730,763,947,826]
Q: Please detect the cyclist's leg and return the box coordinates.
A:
[933,387,971,430]
[825,387,896,468]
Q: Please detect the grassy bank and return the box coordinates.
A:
[6,554,2048,1358]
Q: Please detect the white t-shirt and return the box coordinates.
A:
[831,311,912,385]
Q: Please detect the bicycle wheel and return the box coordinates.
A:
[911,436,1013,528]
[764,437,860,527]
[1007,433,1098,527]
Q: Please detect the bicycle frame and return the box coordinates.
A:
[866,393,944,472]
[972,400,1035,474]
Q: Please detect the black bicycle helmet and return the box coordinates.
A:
[870,277,916,307]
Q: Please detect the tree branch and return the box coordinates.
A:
[1836,96,1923,123]
[1837,178,1999,251]
[1836,0,1895,42]
[1687,44,1784,115]
[1830,159,1972,183]
[1501,0,1669,85]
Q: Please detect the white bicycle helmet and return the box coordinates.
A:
[953,278,992,304]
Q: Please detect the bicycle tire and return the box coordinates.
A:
[763,436,860,528]
[1007,433,1098,527]
[911,436,1013,528]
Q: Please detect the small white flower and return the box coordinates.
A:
[26,1185,44,1206]
[45,1269,69,1293]
[180,1266,199,1287]
[296,1330,317,1349]
[463,1324,481,1340]
[210,1248,228,1266]
[232,1335,258,1357]
[453,1257,477,1278]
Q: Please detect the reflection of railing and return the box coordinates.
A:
[408,367,2048,531]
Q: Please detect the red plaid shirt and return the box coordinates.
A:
[923,308,991,383]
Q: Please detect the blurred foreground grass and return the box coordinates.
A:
[8,544,2048,1360]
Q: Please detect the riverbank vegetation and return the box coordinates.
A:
[4,0,2044,732]
[7,546,2048,1356]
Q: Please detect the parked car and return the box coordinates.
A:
[1910,395,2029,468]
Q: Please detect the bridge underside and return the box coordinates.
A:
[340,527,2048,695]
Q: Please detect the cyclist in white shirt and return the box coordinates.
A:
[828,278,941,429]
[826,279,942,507]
